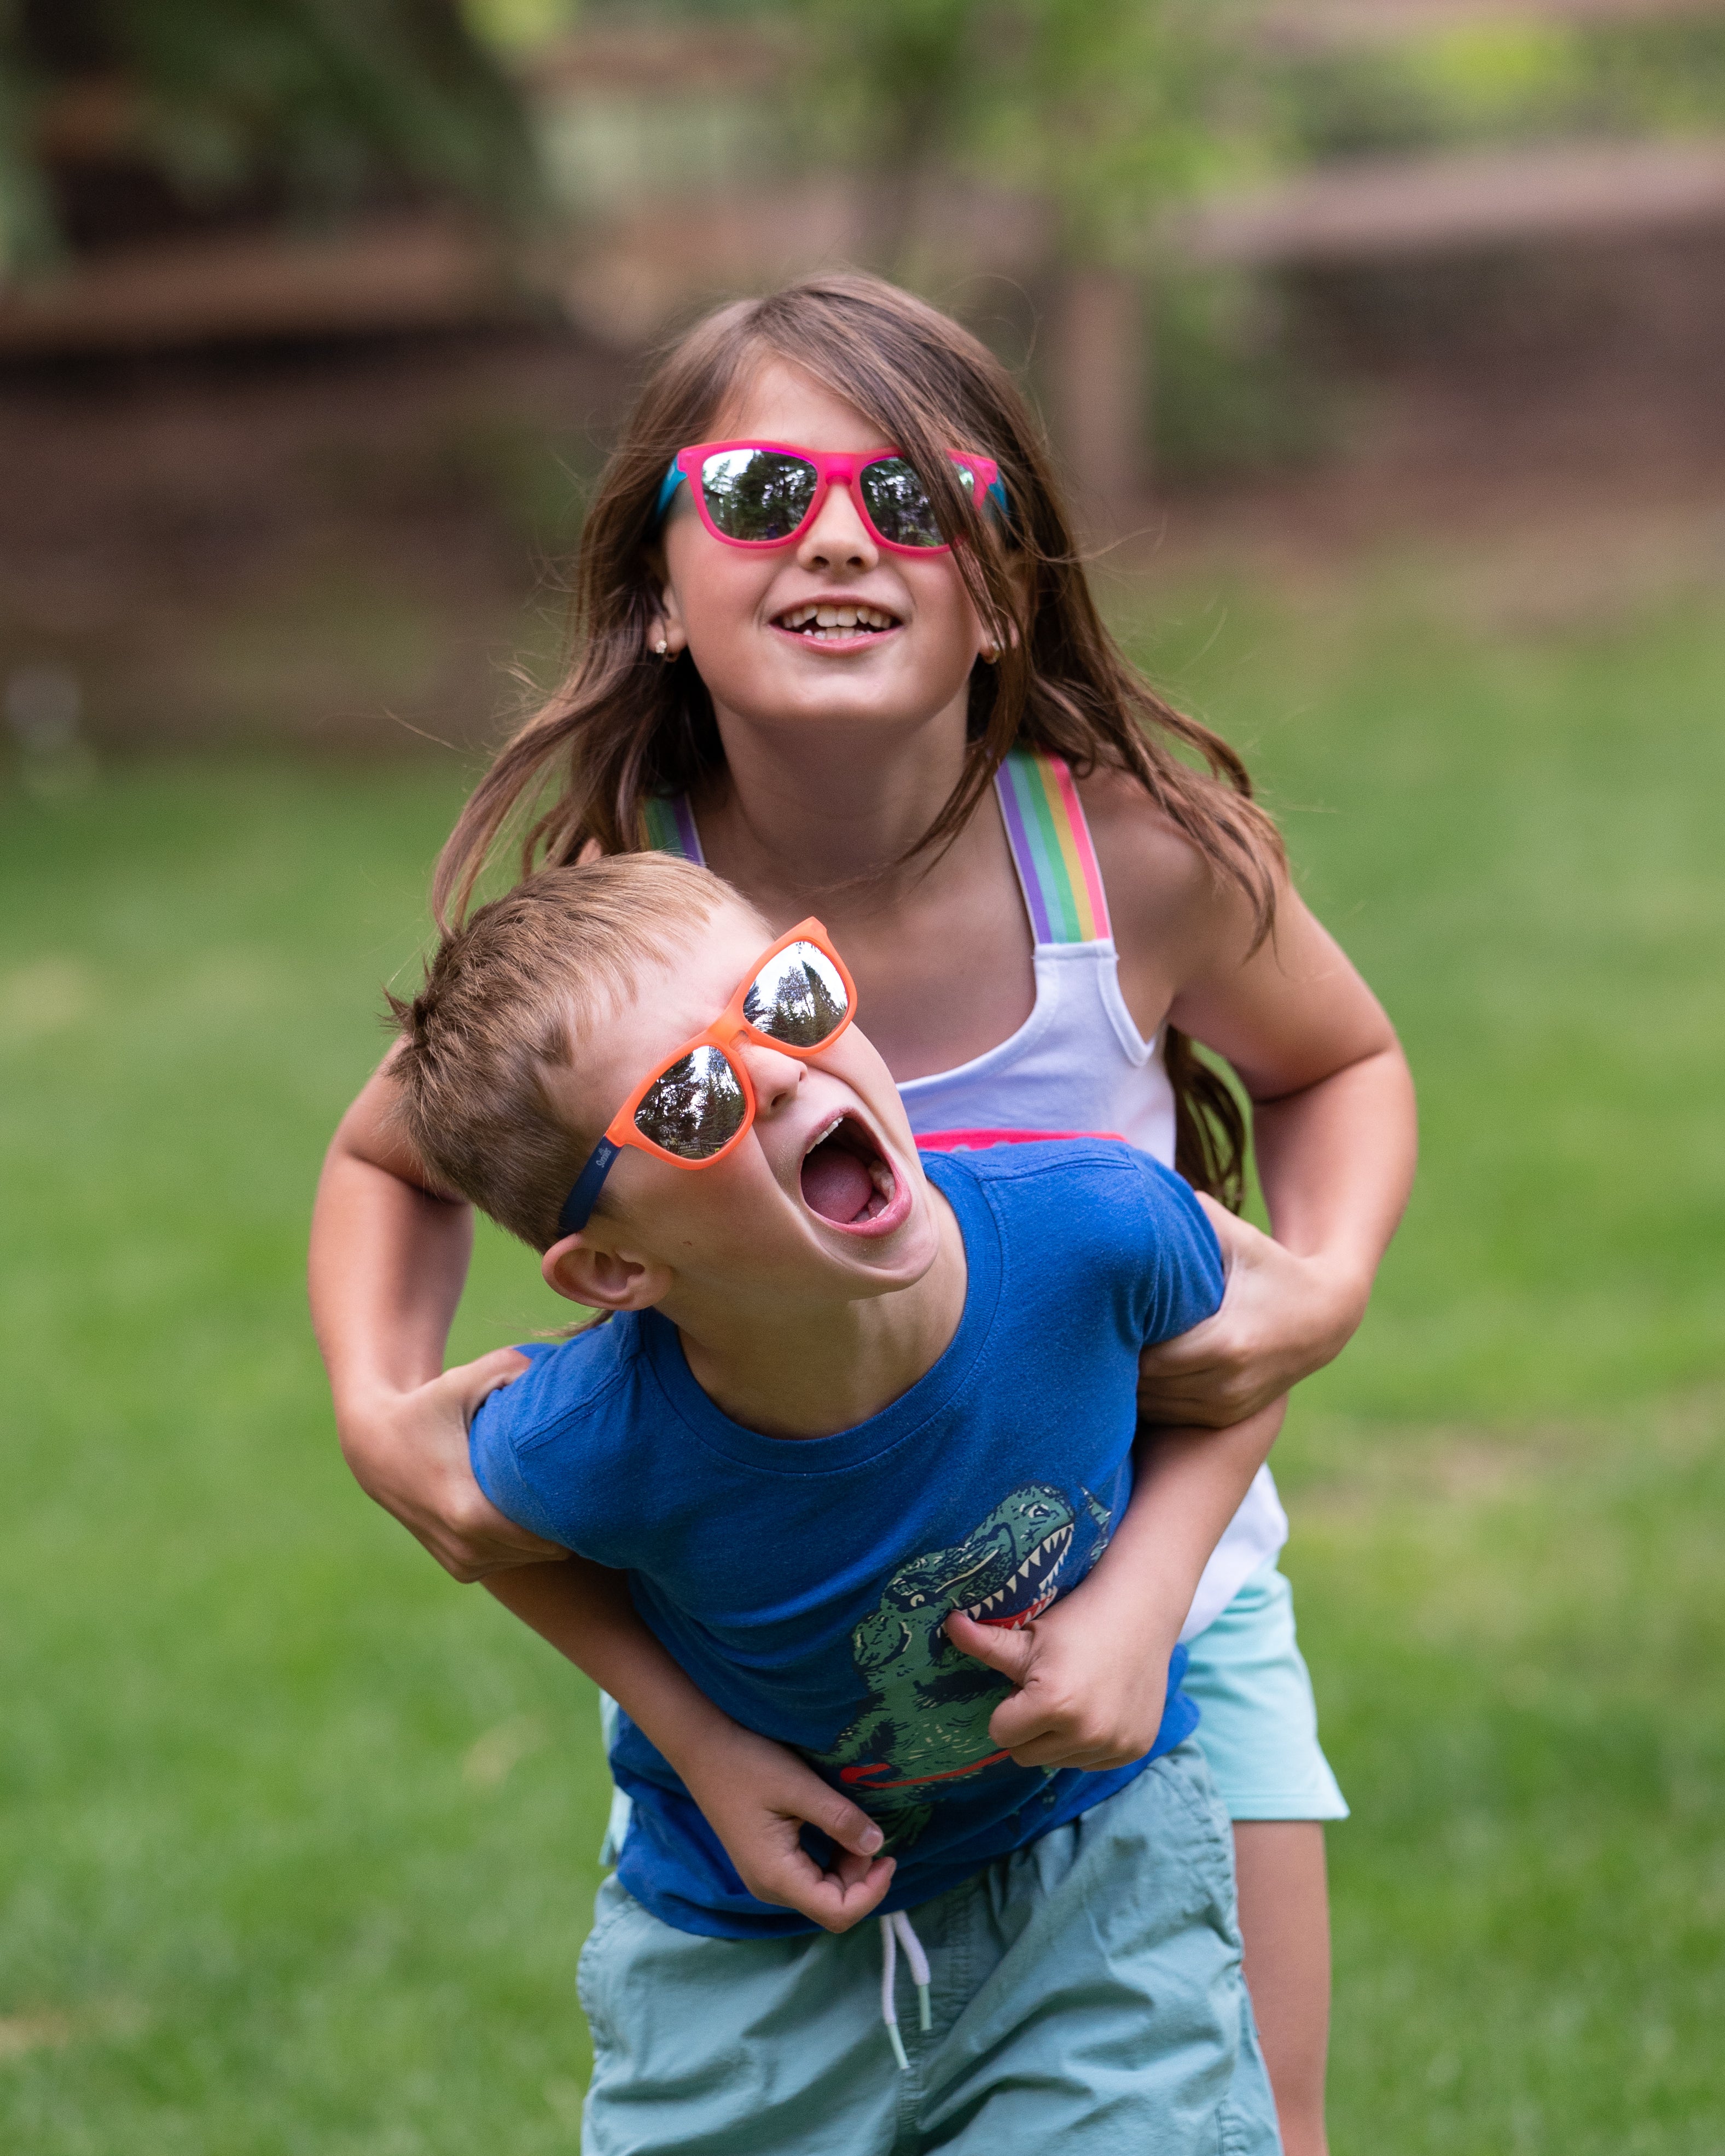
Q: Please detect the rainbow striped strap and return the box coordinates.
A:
[994,748,1111,945]
[640,793,704,862]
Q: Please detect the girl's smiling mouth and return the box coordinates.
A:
[772,601,902,647]
[799,1113,909,1235]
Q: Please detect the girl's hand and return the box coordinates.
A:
[337,1348,566,1583]
[1134,1198,1366,1429]
[675,1724,896,1934]
[945,1600,1172,1773]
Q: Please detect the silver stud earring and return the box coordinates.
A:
[654,636,669,658]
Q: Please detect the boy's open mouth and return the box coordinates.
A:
[772,602,901,644]
[800,1113,899,1228]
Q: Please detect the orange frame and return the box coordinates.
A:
[556,917,859,1238]
[602,915,857,1167]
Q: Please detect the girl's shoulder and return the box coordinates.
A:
[1073,763,1273,978]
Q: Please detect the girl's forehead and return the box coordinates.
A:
[711,356,892,454]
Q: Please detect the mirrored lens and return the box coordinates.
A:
[857,457,948,548]
[633,1043,747,1159]
[700,450,819,543]
[742,942,850,1048]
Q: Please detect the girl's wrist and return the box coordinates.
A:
[1276,1242,1373,1343]
[1055,1565,1187,1664]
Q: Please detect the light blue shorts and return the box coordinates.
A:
[1184,1559,1349,1822]
[578,1740,1281,2156]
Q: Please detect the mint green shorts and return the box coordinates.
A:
[1183,1560,1349,1822]
[578,1741,1281,2156]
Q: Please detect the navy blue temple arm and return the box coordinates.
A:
[557,1137,622,1239]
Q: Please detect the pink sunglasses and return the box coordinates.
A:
[654,439,1006,555]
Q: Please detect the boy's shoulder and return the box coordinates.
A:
[922,1134,1201,1218]
[472,1317,643,1458]
[467,1316,652,1547]
[922,1138,1224,1340]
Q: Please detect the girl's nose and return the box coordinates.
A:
[796,476,879,573]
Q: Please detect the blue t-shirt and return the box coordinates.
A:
[471,1142,1224,1939]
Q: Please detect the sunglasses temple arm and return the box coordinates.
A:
[557,1136,622,1240]
[652,460,685,527]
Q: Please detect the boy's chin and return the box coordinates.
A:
[822,1201,941,1288]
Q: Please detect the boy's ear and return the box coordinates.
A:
[541,1233,672,1314]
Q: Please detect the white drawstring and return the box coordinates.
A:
[879,1910,932,2070]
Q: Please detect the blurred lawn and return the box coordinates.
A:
[3,581,1723,2152]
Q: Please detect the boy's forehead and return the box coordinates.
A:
[596,898,772,1049]
[552,898,773,1130]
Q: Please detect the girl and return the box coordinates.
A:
[310,273,1415,2156]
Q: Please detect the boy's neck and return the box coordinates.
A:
[664,1187,968,1440]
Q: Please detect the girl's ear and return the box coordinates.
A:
[541,1234,672,1314]
[977,555,1030,664]
[646,547,689,663]
[989,555,1032,659]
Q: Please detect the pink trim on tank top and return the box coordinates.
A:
[916,1127,1125,1152]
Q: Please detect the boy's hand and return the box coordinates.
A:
[675,1724,896,1934]
[944,1596,1171,1773]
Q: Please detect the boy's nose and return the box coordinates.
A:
[796,476,879,573]
[735,1041,805,1119]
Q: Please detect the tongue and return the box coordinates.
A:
[801,1138,876,1224]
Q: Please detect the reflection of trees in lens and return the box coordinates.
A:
[861,458,943,547]
[635,1047,745,1158]
[745,945,847,1046]
[703,452,817,542]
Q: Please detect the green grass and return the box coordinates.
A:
[3,580,1723,2149]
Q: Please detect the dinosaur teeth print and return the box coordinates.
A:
[963,1523,1072,1628]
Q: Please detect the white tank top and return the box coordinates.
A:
[645,749,1287,1640]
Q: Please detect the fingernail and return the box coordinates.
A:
[860,1826,884,1852]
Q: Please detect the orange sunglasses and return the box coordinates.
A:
[556,918,857,1237]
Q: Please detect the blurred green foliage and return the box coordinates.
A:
[9,2,1725,282]
[0,0,541,273]
[788,0,1247,266]
[1277,10,1725,162]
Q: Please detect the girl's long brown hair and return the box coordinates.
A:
[435,272,1281,1205]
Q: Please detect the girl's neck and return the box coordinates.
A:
[696,696,974,917]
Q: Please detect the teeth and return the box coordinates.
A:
[777,602,897,634]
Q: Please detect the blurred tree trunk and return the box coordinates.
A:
[1047,263,1147,533]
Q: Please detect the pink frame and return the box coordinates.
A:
[671,439,1001,554]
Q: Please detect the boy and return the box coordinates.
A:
[389,855,1285,2155]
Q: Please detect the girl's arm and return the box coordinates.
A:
[1143,1042,1416,1424]
[485,1559,895,1932]
[1090,782,1418,1427]
[1143,876,1416,1425]
[309,1060,560,1579]
[949,1396,1285,1765]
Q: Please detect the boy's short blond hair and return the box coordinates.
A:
[389,857,728,1250]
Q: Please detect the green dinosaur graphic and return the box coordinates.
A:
[806,1483,1089,1847]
